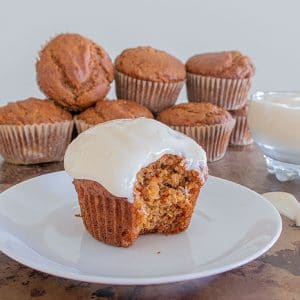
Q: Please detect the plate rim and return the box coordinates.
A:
[0,171,282,285]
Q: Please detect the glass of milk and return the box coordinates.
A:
[248,91,300,181]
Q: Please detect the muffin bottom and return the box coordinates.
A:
[115,70,185,114]
[0,121,74,165]
[230,115,253,146]
[74,154,206,247]
[170,120,236,162]
[186,73,251,110]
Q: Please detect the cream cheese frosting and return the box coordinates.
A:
[64,118,207,202]
[262,192,300,226]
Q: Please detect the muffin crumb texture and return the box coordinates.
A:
[36,33,114,111]
[115,46,186,83]
[0,98,72,125]
[186,51,255,79]
[158,102,233,126]
[74,154,203,247]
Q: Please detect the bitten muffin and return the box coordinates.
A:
[186,51,255,110]
[229,102,253,146]
[157,102,235,162]
[64,118,208,247]
[75,99,153,133]
[114,46,186,113]
[36,33,114,112]
[0,98,73,164]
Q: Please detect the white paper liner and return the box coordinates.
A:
[74,118,93,134]
[115,70,185,113]
[230,115,253,146]
[186,73,251,110]
[170,119,235,162]
[0,121,74,165]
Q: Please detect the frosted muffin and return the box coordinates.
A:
[0,98,73,164]
[64,118,208,247]
[186,51,255,110]
[75,99,153,134]
[115,46,186,113]
[36,33,114,112]
[229,102,253,146]
[157,102,235,162]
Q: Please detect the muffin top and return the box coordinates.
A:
[115,46,186,83]
[0,98,72,125]
[186,51,255,79]
[36,33,114,112]
[157,102,233,126]
[230,102,249,117]
[77,99,153,125]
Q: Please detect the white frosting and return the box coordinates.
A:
[64,118,207,202]
[248,93,300,163]
[262,192,300,226]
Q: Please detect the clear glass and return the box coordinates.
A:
[249,91,300,182]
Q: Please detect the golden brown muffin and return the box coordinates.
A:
[157,102,232,126]
[77,99,153,125]
[115,46,186,83]
[158,102,235,162]
[0,98,72,125]
[74,154,206,247]
[186,51,255,79]
[0,98,73,165]
[36,33,114,112]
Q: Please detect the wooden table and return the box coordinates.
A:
[0,144,299,300]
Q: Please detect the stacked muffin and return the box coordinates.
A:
[185,51,255,148]
[0,33,255,165]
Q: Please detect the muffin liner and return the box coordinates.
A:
[186,73,251,110]
[74,118,93,134]
[115,70,185,113]
[230,115,253,146]
[74,179,142,247]
[170,119,236,162]
[0,121,74,165]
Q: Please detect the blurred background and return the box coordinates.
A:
[0,0,299,105]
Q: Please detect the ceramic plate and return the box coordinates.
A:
[0,171,281,285]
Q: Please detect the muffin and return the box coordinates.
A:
[229,102,253,146]
[36,33,114,112]
[64,118,208,247]
[75,99,153,134]
[114,46,186,114]
[0,98,73,164]
[157,102,235,162]
[186,51,255,110]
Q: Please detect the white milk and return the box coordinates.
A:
[248,92,300,164]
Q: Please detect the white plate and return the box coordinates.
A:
[0,171,281,285]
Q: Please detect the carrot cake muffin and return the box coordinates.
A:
[36,33,114,112]
[229,102,253,146]
[115,46,186,113]
[0,98,73,164]
[158,102,235,162]
[186,51,255,110]
[64,118,208,247]
[75,99,153,133]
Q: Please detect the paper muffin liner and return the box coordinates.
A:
[74,179,141,247]
[230,115,253,146]
[170,119,236,162]
[115,70,185,114]
[186,73,251,110]
[74,118,93,135]
[0,121,74,165]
